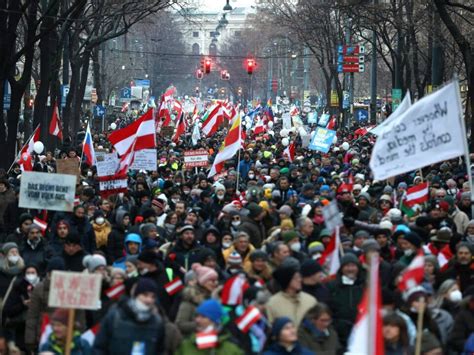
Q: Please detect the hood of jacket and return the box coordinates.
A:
[181,284,210,305]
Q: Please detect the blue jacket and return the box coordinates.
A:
[238,159,253,179]
[263,342,314,355]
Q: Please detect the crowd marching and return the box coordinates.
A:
[0,85,473,355]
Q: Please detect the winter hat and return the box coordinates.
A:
[403,232,422,249]
[2,242,18,255]
[51,309,70,326]
[196,299,225,324]
[272,265,299,290]
[19,213,33,225]
[177,224,194,235]
[83,254,106,272]
[354,230,370,239]
[281,230,299,244]
[340,253,360,267]
[387,208,402,223]
[140,223,157,237]
[278,205,293,217]
[214,182,225,192]
[227,251,243,266]
[308,241,325,255]
[361,239,381,253]
[379,219,393,231]
[319,228,331,238]
[137,250,159,265]
[353,184,363,191]
[47,257,65,273]
[134,278,158,297]
[247,202,263,219]
[300,259,323,277]
[151,198,166,210]
[249,249,268,262]
[271,317,293,339]
[197,248,217,265]
[424,255,439,272]
[358,192,370,201]
[191,263,218,285]
[280,219,294,230]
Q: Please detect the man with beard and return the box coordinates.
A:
[168,224,202,271]
[437,242,474,292]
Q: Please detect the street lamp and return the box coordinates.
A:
[223,0,232,12]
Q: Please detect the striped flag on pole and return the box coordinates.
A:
[405,182,429,207]
[221,273,248,305]
[196,330,218,349]
[164,277,184,296]
[398,250,425,292]
[33,217,48,235]
[235,306,261,333]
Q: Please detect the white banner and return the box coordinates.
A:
[99,178,127,192]
[370,91,412,136]
[96,152,120,177]
[282,112,292,130]
[19,172,76,212]
[130,149,157,171]
[370,82,464,180]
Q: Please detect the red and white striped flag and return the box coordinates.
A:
[172,112,187,143]
[164,277,184,296]
[283,141,295,162]
[202,103,224,137]
[346,255,384,355]
[437,244,453,272]
[405,182,429,207]
[398,250,425,292]
[235,306,261,333]
[81,324,100,346]
[253,118,265,135]
[105,282,126,300]
[20,124,41,156]
[49,103,63,140]
[318,227,341,278]
[221,273,248,305]
[196,330,218,349]
[33,217,48,235]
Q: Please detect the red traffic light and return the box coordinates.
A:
[246,59,255,75]
[204,59,211,74]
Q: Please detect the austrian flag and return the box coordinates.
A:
[404,182,429,207]
[105,282,126,300]
[165,277,184,296]
[235,306,261,333]
[196,330,218,349]
[398,250,425,292]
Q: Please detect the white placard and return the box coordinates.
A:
[282,112,292,130]
[99,178,128,191]
[370,82,464,180]
[19,172,76,212]
[130,149,157,171]
[322,200,342,233]
[48,271,102,310]
[96,152,120,177]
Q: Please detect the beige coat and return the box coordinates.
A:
[266,291,317,328]
[174,284,211,336]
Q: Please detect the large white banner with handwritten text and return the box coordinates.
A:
[370,82,464,180]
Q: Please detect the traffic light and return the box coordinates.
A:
[246,59,255,75]
[204,58,211,74]
[196,69,203,80]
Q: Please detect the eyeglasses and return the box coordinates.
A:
[232,217,240,221]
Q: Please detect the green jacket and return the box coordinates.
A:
[174,332,244,355]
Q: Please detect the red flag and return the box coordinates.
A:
[235,306,261,333]
[437,244,453,272]
[172,112,186,143]
[196,330,218,349]
[253,118,265,135]
[19,152,33,171]
[105,283,126,300]
[398,250,425,292]
[405,182,429,207]
[49,103,63,140]
[327,115,337,130]
[283,141,295,162]
[164,277,184,296]
[33,217,48,235]
[318,228,341,278]
[221,274,248,305]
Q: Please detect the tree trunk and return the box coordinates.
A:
[71,50,91,142]
[92,46,103,104]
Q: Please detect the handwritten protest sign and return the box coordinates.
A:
[95,152,119,177]
[370,82,464,180]
[130,149,157,171]
[19,172,76,212]
[308,127,336,153]
[282,112,292,130]
[48,271,102,310]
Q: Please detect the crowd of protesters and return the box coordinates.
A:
[0,107,473,355]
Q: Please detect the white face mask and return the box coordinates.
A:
[404,249,414,256]
[222,242,232,249]
[139,268,149,276]
[25,274,39,285]
[217,194,225,200]
[248,174,255,179]
[127,270,138,278]
[8,255,20,264]
[134,298,151,312]
[448,289,463,303]
[171,198,179,204]
[341,275,355,285]
[87,171,93,177]
[95,217,105,225]
[231,221,241,227]
[183,190,190,195]
[290,242,301,252]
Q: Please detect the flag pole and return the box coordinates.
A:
[7,124,40,173]
[367,254,378,355]
[414,297,425,355]
[235,115,242,192]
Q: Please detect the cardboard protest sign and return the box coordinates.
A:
[95,152,120,177]
[308,127,336,153]
[56,159,80,183]
[130,149,157,171]
[19,172,76,212]
[48,271,102,310]
[184,149,209,169]
[98,174,128,197]
[370,82,464,180]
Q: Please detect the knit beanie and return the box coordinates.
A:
[246,202,263,219]
[137,250,158,265]
[2,242,18,255]
[51,309,69,326]
[272,265,299,290]
[271,317,293,339]
[403,232,422,249]
[281,230,299,244]
[280,219,295,230]
[134,278,158,297]
[227,251,243,266]
[340,253,360,267]
[300,259,323,277]
[250,249,268,262]
[196,299,225,324]
[82,254,107,272]
[19,213,33,225]
[191,263,218,285]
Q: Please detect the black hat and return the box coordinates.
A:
[19,213,33,225]
[404,232,422,249]
[300,260,323,277]
[249,250,268,262]
[134,278,158,297]
[198,248,217,264]
[137,250,159,265]
[65,232,82,245]
[340,253,360,267]
[272,265,298,290]
[141,208,157,220]
[246,202,263,219]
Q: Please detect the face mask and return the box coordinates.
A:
[127,270,138,278]
[25,274,39,285]
[139,268,149,276]
[448,290,463,303]
[134,298,151,312]
[341,275,355,285]
[165,223,175,230]
[217,194,224,200]
[466,235,474,243]
[312,254,321,260]
[290,242,301,252]
[222,242,232,249]
[183,190,190,195]
[248,174,255,179]
[404,249,414,256]
[8,255,20,264]
[231,221,241,227]
[410,306,418,314]
[87,171,93,177]
[95,217,105,225]
[171,198,179,204]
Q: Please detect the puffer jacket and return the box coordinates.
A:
[175,284,211,336]
[223,244,255,270]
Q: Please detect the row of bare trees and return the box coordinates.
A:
[0,0,184,168]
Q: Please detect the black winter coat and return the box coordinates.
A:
[19,239,49,275]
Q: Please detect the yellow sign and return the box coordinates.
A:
[330,90,339,107]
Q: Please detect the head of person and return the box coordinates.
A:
[358,192,371,207]
[282,230,301,253]
[137,250,159,275]
[110,267,126,286]
[175,201,186,216]
[246,202,265,222]
[300,259,325,285]
[198,248,218,269]
[19,213,33,234]
[73,205,86,220]
[2,242,23,268]
[250,250,268,272]
[125,256,139,278]
[56,220,70,239]
[273,265,301,293]
[185,209,200,225]
[271,317,298,347]
[271,241,290,265]
[50,309,71,341]
[195,299,225,331]
[192,263,219,292]
[233,232,250,253]
[353,230,370,249]
[133,278,158,310]
[24,265,40,286]
[305,303,333,332]
[456,242,473,266]
[177,224,195,248]
[221,232,233,250]
[83,254,107,277]
[26,224,42,242]
[339,253,360,282]
[125,233,142,255]
[398,232,422,256]
[424,255,439,278]
[383,312,409,347]
[297,217,314,238]
[63,232,82,256]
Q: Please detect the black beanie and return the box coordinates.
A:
[137,250,159,265]
[404,232,422,249]
[300,260,323,277]
[272,265,298,290]
[134,278,158,296]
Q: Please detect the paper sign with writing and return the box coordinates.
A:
[322,200,342,233]
[318,113,330,127]
[19,172,76,212]
[184,149,209,169]
[370,82,464,180]
[48,271,102,310]
[95,152,120,177]
[282,112,292,130]
[308,127,336,153]
[130,149,157,171]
